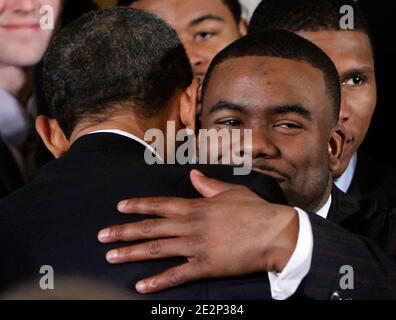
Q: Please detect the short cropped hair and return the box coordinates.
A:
[249,0,373,48]
[118,0,243,23]
[43,7,192,138]
[202,29,341,121]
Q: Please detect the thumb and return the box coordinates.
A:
[190,169,239,198]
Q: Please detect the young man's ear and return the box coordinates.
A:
[180,78,200,133]
[238,18,248,36]
[328,124,346,176]
[35,115,70,158]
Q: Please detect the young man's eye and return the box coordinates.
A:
[216,119,241,127]
[275,122,303,130]
[195,31,216,41]
[342,75,366,86]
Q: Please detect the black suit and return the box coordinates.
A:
[348,151,396,210]
[0,138,24,199]
[0,133,395,299]
[301,186,396,300]
[0,133,285,299]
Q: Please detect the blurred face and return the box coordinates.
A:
[299,31,376,173]
[201,56,342,211]
[130,0,247,81]
[0,0,61,67]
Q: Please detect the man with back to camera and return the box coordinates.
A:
[0,7,289,299]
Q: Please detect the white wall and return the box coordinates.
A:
[240,0,262,21]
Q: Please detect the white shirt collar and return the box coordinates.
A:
[88,129,163,161]
[334,153,358,193]
[315,194,332,219]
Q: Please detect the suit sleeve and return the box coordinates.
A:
[300,214,396,300]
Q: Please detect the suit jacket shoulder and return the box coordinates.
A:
[0,133,285,299]
[348,151,396,209]
[301,186,396,300]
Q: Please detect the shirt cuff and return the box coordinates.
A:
[268,207,313,300]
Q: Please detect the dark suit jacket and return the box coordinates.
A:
[301,186,396,300]
[348,151,396,210]
[0,138,24,199]
[1,133,395,299]
[0,133,285,299]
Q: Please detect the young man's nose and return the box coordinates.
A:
[339,99,352,124]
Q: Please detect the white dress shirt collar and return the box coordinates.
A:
[88,129,163,161]
[315,194,332,219]
[334,153,358,193]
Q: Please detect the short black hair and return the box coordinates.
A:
[249,0,373,48]
[43,7,192,138]
[118,0,242,23]
[202,29,341,121]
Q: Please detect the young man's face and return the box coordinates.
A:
[201,56,340,211]
[298,31,376,171]
[129,0,247,81]
[0,0,61,67]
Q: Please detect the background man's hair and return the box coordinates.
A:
[202,29,341,121]
[43,7,192,138]
[118,0,243,23]
[249,0,373,48]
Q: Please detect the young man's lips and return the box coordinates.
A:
[1,24,41,31]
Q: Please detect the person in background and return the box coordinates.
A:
[0,0,61,198]
[118,0,247,83]
[248,0,396,210]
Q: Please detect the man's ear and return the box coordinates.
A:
[35,115,70,158]
[328,124,346,175]
[180,78,200,133]
[238,18,248,36]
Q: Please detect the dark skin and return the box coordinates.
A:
[98,56,345,294]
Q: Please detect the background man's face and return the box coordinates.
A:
[201,56,336,211]
[0,0,61,67]
[299,31,376,168]
[130,0,246,81]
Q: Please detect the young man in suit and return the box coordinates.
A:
[119,0,248,83]
[248,0,396,210]
[101,31,396,300]
[0,7,286,299]
[0,0,62,197]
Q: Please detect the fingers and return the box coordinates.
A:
[135,261,203,294]
[117,196,198,217]
[105,238,190,264]
[190,169,240,198]
[98,218,187,243]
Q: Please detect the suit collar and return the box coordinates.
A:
[327,185,361,224]
[88,130,163,161]
[68,132,150,157]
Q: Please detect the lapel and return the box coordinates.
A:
[327,185,361,225]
